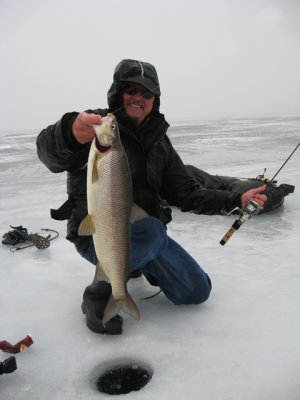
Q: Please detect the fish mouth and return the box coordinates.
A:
[95,136,111,153]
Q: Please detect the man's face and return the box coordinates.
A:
[122,83,155,124]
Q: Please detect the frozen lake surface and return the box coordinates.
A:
[1,117,300,399]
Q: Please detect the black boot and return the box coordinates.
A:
[0,356,17,375]
[81,280,123,335]
[143,272,159,287]
[129,269,142,279]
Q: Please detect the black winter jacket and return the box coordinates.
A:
[36,107,241,255]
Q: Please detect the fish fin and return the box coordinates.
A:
[92,158,98,183]
[103,293,140,325]
[130,203,148,223]
[78,214,96,236]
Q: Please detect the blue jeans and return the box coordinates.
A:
[82,216,212,305]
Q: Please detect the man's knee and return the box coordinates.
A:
[176,274,212,305]
[194,273,212,304]
[193,284,212,304]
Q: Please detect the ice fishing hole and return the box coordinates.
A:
[92,359,153,395]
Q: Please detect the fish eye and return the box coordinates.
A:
[111,124,116,130]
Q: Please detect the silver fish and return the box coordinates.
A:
[78,113,143,325]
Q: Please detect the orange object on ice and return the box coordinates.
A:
[0,335,33,354]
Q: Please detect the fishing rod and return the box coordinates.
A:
[270,141,300,182]
[220,140,300,246]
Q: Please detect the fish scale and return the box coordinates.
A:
[92,148,131,294]
[79,114,140,325]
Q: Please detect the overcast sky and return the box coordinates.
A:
[1,0,299,131]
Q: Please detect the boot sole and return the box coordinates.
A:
[81,303,123,335]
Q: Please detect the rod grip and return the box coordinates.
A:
[220,220,241,246]
[220,226,237,246]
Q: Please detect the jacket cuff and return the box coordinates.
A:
[226,191,242,212]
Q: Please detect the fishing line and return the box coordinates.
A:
[141,289,162,300]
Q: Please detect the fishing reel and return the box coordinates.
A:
[229,199,260,223]
[220,200,260,246]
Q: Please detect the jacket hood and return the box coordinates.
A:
[107,59,161,110]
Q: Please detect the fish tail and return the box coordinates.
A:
[103,293,140,325]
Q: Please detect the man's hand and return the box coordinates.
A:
[241,185,267,209]
[72,112,102,144]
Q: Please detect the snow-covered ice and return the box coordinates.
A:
[1,117,300,399]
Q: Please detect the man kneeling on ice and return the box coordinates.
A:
[36,59,266,334]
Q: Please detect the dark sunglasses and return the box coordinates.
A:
[123,85,154,99]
